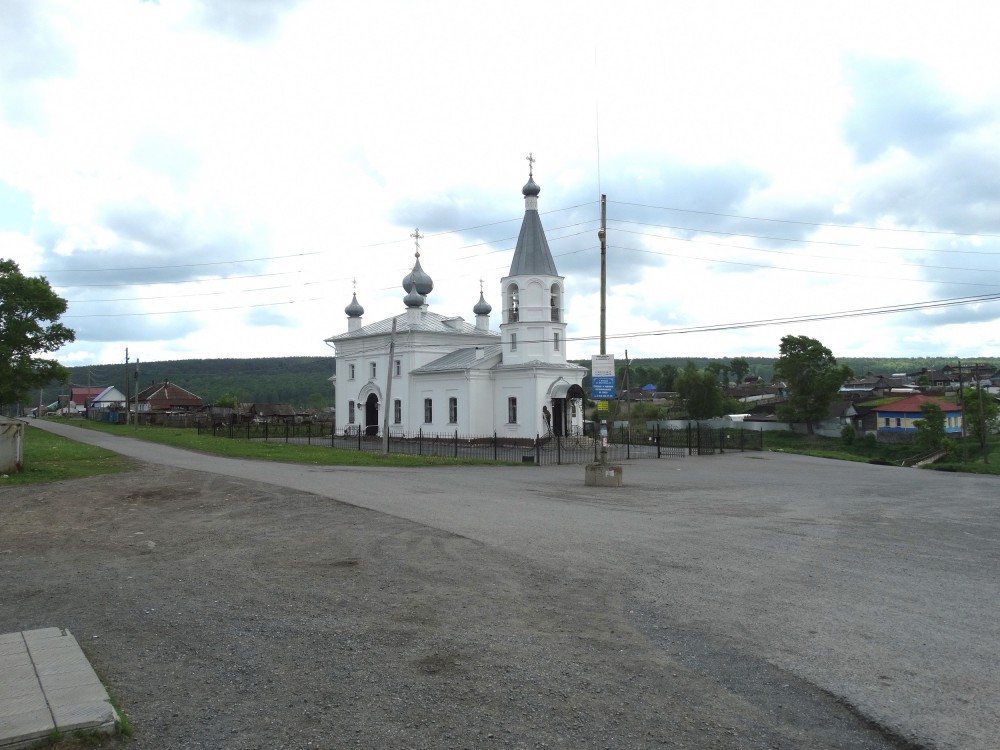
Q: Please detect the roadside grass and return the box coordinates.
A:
[1,428,130,486]
[763,430,1000,474]
[53,419,517,468]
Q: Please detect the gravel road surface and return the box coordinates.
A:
[2,420,997,749]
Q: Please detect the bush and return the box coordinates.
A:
[840,424,855,446]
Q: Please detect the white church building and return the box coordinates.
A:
[325,168,586,439]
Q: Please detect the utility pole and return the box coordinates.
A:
[598,195,608,464]
[134,358,140,431]
[382,319,396,454]
[124,348,130,426]
[978,377,988,464]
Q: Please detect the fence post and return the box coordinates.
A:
[493,432,498,462]
[264,421,269,442]
[760,426,764,450]
[535,434,540,465]
[656,424,661,458]
[626,426,631,460]
[454,430,458,458]
[419,428,422,455]
[556,433,561,465]
[285,422,290,443]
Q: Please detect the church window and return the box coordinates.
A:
[370,362,377,378]
[348,401,356,424]
[424,398,433,423]
[348,364,355,380]
[554,332,560,351]
[550,284,561,322]
[448,397,458,424]
[394,399,401,424]
[394,359,401,377]
[507,397,518,424]
[510,333,517,351]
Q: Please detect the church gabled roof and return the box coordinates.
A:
[507,173,558,277]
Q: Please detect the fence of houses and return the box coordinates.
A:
[196,420,764,465]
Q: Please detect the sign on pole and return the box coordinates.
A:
[591,354,616,399]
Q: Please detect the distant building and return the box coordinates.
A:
[872,395,963,435]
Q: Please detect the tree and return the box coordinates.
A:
[676,361,726,419]
[730,357,750,383]
[962,386,999,453]
[773,335,852,433]
[0,260,75,410]
[913,402,945,452]
[658,364,678,392]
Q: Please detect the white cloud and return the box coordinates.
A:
[1,0,999,369]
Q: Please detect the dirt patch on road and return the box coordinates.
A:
[1,463,905,749]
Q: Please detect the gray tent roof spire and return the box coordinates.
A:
[508,156,558,277]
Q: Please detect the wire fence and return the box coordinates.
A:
[197,421,764,465]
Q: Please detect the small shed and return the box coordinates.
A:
[0,416,25,474]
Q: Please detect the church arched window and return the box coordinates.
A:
[550,283,561,322]
[507,283,519,323]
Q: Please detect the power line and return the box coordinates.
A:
[608,218,1000,257]
[607,200,1000,238]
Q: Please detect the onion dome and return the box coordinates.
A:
[522,175,540,197]
[401,257,434,296]
[403,281,425,308]
[473,291,492,316]
[344,292,364,318]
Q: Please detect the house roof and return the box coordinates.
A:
[91,386,123,403]
[872,394,961,414]
[137,381,203,407]
[70,386,106,402]
[326,310,499,342]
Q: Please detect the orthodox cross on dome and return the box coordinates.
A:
[410,227,424,258]
[525,152,536,177]
[479,278,484,293]
[352,277,357,293]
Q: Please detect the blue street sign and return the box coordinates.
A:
[591,375,616,399]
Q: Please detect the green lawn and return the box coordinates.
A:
[1,427,131,486]
[50,419,517,468]
[763,430,1000,475]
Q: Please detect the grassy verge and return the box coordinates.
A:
[1,427,130,487]
[50,419,516,468]
[763,430,1000,474]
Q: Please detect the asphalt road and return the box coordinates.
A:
[28,420,1000,749]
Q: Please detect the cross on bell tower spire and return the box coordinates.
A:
[410,227,424,258]
[526,152,535,177]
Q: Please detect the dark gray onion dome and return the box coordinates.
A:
[473,291,492,316]
[522,175,540,197]
[403,281,425,308]
[401,257,434,296]
[344,292,364,317]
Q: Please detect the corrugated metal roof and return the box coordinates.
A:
[326,311,499,341]
[412,345,503,373]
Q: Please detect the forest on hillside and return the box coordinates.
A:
[50,357,335,410]
[33,354,1000,412]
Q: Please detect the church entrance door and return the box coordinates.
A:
[551,399,565,437]
[364,394,379,436]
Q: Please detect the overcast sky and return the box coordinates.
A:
[3,0,1000,368]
